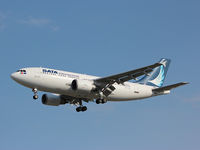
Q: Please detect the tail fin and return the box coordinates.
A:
[137,58,171,87]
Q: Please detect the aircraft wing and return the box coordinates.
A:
[95,62,162,84]
[94,62,162,96]
[152,82,189,93]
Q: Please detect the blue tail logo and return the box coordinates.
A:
[137,58,171,87]
[148,65,165,87]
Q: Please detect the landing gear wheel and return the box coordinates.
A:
[32,88,38,100]
[76,106,87,112]
[76,107,82,112]
[96,99,102,104]
[82,106,87,112]
[75,99,87,112]
[102,99,107,104]
[33,95,38,100]
[96,99,107,104]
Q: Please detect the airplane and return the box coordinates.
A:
[11,58,188,112]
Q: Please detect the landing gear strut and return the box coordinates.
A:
[32,88,38,100]
[75,99,87,112]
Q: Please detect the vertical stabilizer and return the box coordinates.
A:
[137,58,171,87]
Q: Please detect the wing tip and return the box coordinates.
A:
[182,82,189,85]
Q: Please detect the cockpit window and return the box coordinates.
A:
[17,70,27,74]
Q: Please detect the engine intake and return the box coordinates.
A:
[71,79,78,90]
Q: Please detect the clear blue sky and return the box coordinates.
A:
[0,0,199,150]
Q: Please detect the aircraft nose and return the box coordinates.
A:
[11,72,17,80]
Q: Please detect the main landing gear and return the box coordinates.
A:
[96,99,107,104]
[75,99,87,112]
[76,106,87,112]
[32,88,38,100]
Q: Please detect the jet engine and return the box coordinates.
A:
[71,79,96,94]
[42,94,66,106]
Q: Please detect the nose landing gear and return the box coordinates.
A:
[32,88,38,100]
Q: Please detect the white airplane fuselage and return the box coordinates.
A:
[11,59,188,112]
[11,67,154,101]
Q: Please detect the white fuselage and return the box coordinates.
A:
[11,67,155,101]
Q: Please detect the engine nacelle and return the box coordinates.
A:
[42,94,66,106]
[71,79,96,94]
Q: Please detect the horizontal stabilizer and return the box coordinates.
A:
[152,82,189,93]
